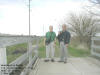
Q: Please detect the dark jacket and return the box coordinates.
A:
[59,31,71,44]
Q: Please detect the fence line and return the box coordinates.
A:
[91,37,100,57]
[0,36,39,75]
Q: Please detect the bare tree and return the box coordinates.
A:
[67,13,98,47]
[89,0,100,4]
[85,0,100,16]
[84,0,100,33]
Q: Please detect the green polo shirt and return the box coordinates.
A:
[46,31,56,42]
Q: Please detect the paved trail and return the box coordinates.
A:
[29,57,100,75]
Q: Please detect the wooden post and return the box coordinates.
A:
[0,47,7,75]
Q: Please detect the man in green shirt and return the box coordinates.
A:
[44,26,56,62]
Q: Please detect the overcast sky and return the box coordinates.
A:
[0,0,89,36]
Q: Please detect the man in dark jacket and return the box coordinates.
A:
[58,24,71,63]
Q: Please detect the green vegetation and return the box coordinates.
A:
[7,37,90,64]
[39,44,90,58]
[39,38,90,58]
[7,43,27,64]
[68,46,90,57]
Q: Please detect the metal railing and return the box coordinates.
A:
[91,36,100,57]
[0,36,39,75]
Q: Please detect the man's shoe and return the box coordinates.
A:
[51,59,55,62]
[44,59,49,62]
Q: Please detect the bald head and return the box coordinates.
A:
[49,25,53,32]
[62,24,67,31]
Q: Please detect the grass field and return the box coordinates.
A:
[7,37,90,64]
[39,38,90,58]
[7,43,27,64]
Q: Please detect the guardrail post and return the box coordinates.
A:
[0,47,7,75]
[28,41,33,64]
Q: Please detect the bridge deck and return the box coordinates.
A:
[29,57,100,75]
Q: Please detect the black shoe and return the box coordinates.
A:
[44,59,49,62]
[51,59,55,62]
